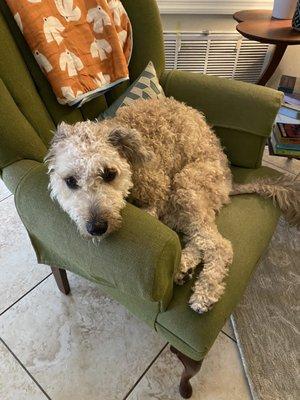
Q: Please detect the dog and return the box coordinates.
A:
[45,97,300,313]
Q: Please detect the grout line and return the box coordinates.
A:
[221,329,237,343]
[0,273,52,317]
[122,343,168,399]
[0,337,52,400]
[0,193,13,203]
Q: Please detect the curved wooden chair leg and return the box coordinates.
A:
[51,266,70,295]
[170,345,203,399]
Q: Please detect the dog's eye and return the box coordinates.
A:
[65,176,79,189]
[102,167,117,183]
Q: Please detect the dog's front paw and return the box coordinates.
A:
[188,293,214,314]
[174,268,194,286]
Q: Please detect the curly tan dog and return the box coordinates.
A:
[46,97,300,313]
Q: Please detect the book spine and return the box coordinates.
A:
[274,147,300,156]
[277,123,300,139]
[274,143,300,150]
[277,123,287,137]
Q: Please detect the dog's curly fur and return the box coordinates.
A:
[46,97,300,313]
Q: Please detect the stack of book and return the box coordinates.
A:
[268,75,300,159]
[270,122,300,158]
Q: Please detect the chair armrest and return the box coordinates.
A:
[14,163,181,311]
[161,70,283,168]
[1,159,42,194]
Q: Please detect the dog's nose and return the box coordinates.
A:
[86,220,108,236]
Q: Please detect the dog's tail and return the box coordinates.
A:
[230,173,300,228]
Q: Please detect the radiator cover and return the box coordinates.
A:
[164,32,272,83]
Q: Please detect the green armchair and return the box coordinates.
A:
[0,0,283,398]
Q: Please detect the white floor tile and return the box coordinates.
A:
[0,340,47,400]
[0,179,11,202]
[0,273,165,400]
[0,196,50,314]
[127,332,251,400]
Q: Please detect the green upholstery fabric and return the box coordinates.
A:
[0,9,55,148]
[0,79,47,169]
[1,160,41,194]
[15,163,181,311]
[0,0,283,364]
[122,0,165,81]
[161,70,283,168]
[156,166,281,360]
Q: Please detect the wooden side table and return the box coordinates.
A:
[233,10,300,85]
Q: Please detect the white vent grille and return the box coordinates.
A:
[164,32,271,83]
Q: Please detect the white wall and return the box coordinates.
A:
[160,14,300,89]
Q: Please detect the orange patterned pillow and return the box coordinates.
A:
[6,0,132,106]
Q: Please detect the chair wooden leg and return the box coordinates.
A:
[170,345,203,399]
[51,266,70,295]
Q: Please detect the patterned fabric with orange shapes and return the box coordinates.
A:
[6,0,132,107]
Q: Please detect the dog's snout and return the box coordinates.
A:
[86,219,108,236]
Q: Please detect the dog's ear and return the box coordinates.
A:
[52,121,73,144]
[108,127,152,165]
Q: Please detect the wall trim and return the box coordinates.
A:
[157,1,274,15]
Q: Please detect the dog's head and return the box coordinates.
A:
[45,120,151,238]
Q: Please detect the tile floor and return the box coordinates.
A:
[0,150,299,400]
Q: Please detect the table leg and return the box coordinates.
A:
[258,43,287,86]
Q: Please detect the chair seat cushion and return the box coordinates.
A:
[155,165,282,360]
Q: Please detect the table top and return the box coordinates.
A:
[233,10,273,23]
[234,10,300,45]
